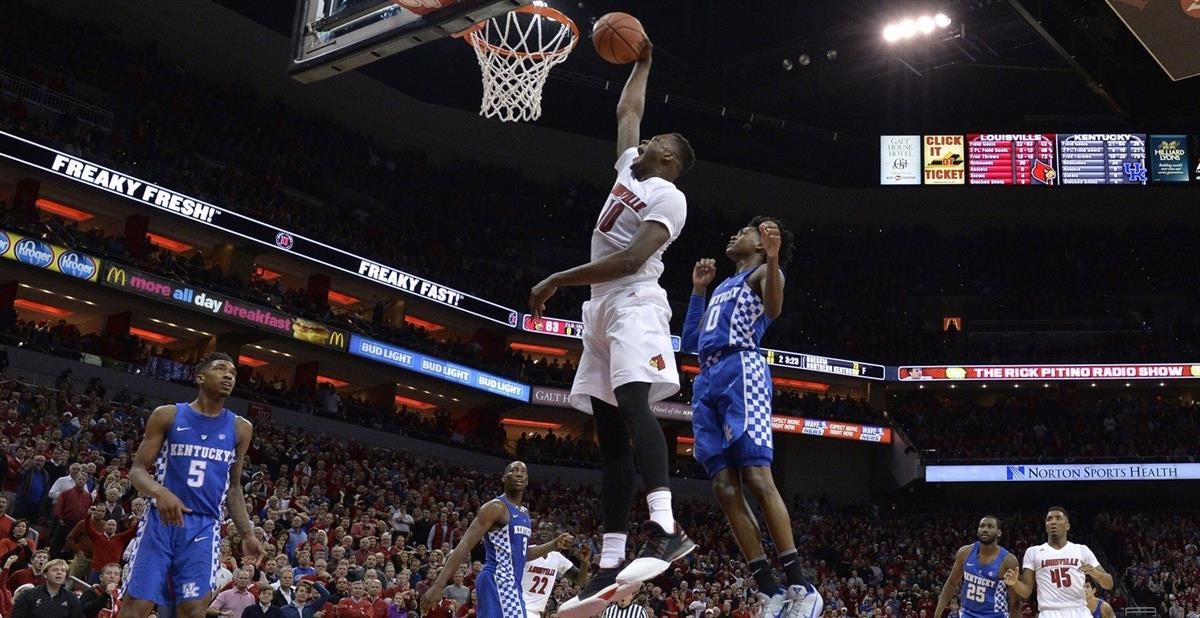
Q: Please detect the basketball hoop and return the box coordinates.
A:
[454,4,578,122]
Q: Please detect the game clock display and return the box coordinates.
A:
[967,134,1057,185]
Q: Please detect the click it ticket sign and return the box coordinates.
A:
[898,363,1200,381]
[923,135,965,184]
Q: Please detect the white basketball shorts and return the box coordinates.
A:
[568,282,679,413]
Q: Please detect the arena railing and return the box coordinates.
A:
[0,69,115,131]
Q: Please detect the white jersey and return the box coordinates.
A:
[590,147,688,298]
[522,551,576,614]
[1022,542,1100,611]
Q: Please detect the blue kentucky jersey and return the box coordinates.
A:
[961,542,1010,618]
[697,269,771,358]
[481,496,530,616]
[155,403,237,518]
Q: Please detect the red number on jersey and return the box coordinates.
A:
[1049,567,1072,588]
[528,575,550,594]
[597,198,624,233]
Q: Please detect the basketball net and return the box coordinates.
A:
[456,5,578,122]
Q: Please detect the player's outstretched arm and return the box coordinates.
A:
[615,40,653,156]
[755,221,786,319]
[228,417,262,565]
[1081,564,1114,590]
[681,258,716,353]
[129,405,192,526]
[1100,601,1116,618]
[420,500,507,613]
[528,533,573,562]
[1002,554,1022,618]
[934,545,970,618]
[1002,568,1035,600]
[530,221,671,317]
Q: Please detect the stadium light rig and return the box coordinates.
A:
[883,13,951,43]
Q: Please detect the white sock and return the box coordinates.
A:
[647,489,674,531]
[600,533,628,569]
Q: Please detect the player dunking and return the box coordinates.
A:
[528,38,697,617]
[681,218,821,618]
[120,352,262,618]
[1003,507,1114,618]
[522,521,590,618]
[935,516,1020,618]
[421,462,574,618]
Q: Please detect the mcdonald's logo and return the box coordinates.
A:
[105,266,128,287]
[326,330,347,350]
[943,316,963,332]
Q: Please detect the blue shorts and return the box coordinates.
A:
[476,570,526,618]
[692,350,774,478]
[123,508,221,605]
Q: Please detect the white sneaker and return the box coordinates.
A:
[785,585,824,618]
[759,591,788,618]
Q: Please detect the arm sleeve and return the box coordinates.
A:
[556,553,575,576]
[641,189,687,240]
[48,478,65,501]
[1022,547,1036,571]
[681,294,707,354]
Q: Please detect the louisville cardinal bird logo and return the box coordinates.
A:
[649,355,666,371]
[1032,159,1056,184]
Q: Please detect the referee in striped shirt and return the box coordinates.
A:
[601,594,649,618]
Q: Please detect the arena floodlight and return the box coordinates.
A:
[883,13,952,43]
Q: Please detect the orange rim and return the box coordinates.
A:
[453,4,579,61]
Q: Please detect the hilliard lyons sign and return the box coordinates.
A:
[926,463,1199,483]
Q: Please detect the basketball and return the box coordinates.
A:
[592,12,648,64]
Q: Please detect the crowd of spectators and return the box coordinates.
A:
[2,1,1199,368]
[1097,512,1200,618]
[890,390,1200,462]
[10,350,1197,618]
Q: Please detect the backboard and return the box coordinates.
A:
[289,0,532,83]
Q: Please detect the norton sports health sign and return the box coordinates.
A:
[0,131,518,327]
[926,463,1200,483]
[898,363,1200,381]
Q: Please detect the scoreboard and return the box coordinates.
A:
[967,134,1057,185]
[881,133,1191,185]
[1057,134,1148,185]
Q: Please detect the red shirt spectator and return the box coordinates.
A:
[54,479,94,523]
[336,595,373,618]
[5,550,48,593]
[84,518,136,571]
[425,598,455,618]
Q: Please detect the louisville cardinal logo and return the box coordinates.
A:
[1032,159,1057,184]
[649,355,666,371]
